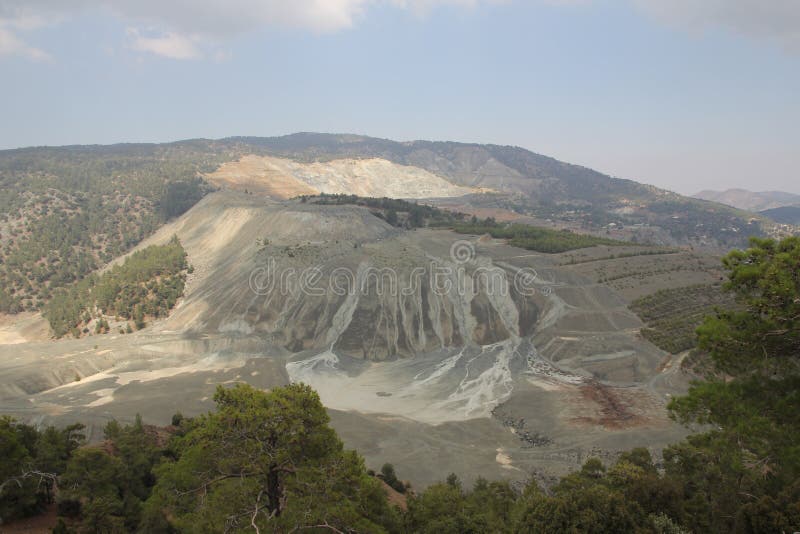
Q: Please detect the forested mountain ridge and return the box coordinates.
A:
[223,132,656,201]
[0,143,220,313]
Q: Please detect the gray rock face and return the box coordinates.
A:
[118,193,665,419]
[142,192,540,366]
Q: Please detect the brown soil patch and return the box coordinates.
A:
[379,480,408,511]
[571,380,651,430]
[437,204,535,223]
[207,155,319,199]
[0,504,58,533]
[656,355,673,373]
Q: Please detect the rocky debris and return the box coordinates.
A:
[492,403,553,448]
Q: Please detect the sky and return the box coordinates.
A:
[0,0,798,195]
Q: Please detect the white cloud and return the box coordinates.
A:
[391,0,513,17]
[0,0,376,60]
[0,19,51,61]
[632,0,800,52]
[126,28,202,60]
[0,0,508,60]
[0,0,507,36]
[1,0,374,37]
[5,0,797,62]
[391,0,480,15]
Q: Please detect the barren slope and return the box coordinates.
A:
[0,191,698,486]
[206,155,479,199]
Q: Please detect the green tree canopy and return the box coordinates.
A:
[696,236,800,376]
[144,383,399,533]
[665,236,800,532]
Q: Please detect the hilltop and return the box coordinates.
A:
[694,187,800,211]
[221,134,786,250]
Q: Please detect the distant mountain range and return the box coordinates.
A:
[693,188,800,212]
[220,134,790,249]
[759,206,800,225]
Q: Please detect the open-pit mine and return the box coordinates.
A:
[0,165,703,486]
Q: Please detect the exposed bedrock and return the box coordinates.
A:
[142,193,542,364]
[189,247,540,363]
[123,193,664,384]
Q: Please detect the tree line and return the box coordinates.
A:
[303,193,467,229]
[454,219,626,253]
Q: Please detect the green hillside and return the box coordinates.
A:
[44,238,190,338]
[0,144,219,313]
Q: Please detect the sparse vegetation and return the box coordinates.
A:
[454,220,627,253]
[630,284,736,354]
[645,199,766,247]
[245,133,777,247]
[560,248,680,265]
[304,193,467,228]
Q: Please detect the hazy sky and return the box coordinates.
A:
[1,0,798,195]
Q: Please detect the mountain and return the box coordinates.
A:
[0,142,219,313]
[224,133,657,203]
[217,134,787,250]
[693,188,800,211]
[1,134,793,316]
[0,133,793,487]
[759,205,800,225]
[1,189,701,486]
